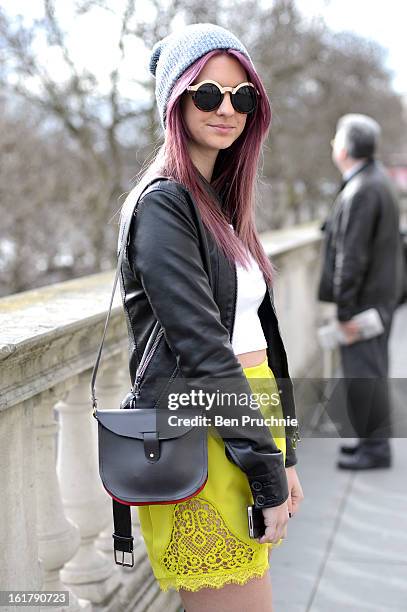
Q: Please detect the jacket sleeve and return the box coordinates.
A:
[334,187,380,321]
[127,184,288,508]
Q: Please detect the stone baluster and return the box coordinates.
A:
[0,398,42,593]
[55,370,121,605]
[33,385,86,611]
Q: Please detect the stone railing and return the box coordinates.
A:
[262,221,335,376]
[0,221,326,611]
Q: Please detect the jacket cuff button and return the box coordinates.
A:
[251,481,262,492]
[255,495,265,506]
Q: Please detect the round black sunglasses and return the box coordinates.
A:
[185,79,259,114]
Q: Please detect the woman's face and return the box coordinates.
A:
[181,54,249,156]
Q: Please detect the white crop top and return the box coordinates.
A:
[228,224,268,355]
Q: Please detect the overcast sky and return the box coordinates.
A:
[2,0,407,96]
[296,0,407,94]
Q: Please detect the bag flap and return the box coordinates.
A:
[94,408,205,440]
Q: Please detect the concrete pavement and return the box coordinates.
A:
[270,303,407,611]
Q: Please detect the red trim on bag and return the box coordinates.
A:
[102,477,208,506]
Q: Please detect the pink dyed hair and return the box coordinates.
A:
[142,48,274,284]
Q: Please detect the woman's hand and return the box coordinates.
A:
[258,500,289,544]
[285,466,304,517]
[257,467,304,544]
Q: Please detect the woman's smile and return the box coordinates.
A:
[207,124,236,134]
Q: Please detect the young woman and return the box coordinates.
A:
[119,23,304,612]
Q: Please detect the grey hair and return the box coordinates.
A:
[335,113,381,159]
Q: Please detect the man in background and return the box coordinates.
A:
[318,113,404,469]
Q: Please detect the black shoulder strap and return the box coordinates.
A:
[90,175,168,410]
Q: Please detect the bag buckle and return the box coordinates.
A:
[114,548,134,567]
[91,396,98,419]
[112,533,134,567]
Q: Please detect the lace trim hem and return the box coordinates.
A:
[156,563,269,592]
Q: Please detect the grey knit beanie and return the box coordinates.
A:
[149,23,254,130]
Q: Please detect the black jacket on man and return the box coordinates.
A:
[318,159,404,323]
[119,177,300,510]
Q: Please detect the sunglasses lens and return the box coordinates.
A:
[233,85,257,113]
[194,83,222,111]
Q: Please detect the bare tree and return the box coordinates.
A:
[0,97,94,294]
[1,1,149,276]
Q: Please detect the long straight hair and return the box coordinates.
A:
[130,48,274,284]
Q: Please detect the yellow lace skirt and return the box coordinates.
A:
[136,357,287,592]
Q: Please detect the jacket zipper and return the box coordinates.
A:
[133,327,165,397]
[291,428,301,450]
[230,262,238,342]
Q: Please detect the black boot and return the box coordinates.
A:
[337,439,392,470]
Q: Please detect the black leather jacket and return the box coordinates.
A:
[318,160,404,322]
[119,176,300,509]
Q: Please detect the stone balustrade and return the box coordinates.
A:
[0,221,326,611]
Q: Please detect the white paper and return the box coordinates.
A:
[317,308,384,349]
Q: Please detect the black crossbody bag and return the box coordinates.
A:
[90,176,208,567]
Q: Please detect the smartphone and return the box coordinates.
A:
[247,505,266,539]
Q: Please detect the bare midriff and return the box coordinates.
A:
[236,348,267,369]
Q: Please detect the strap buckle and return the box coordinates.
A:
[114,549,134,567]
[112,533,134,567]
